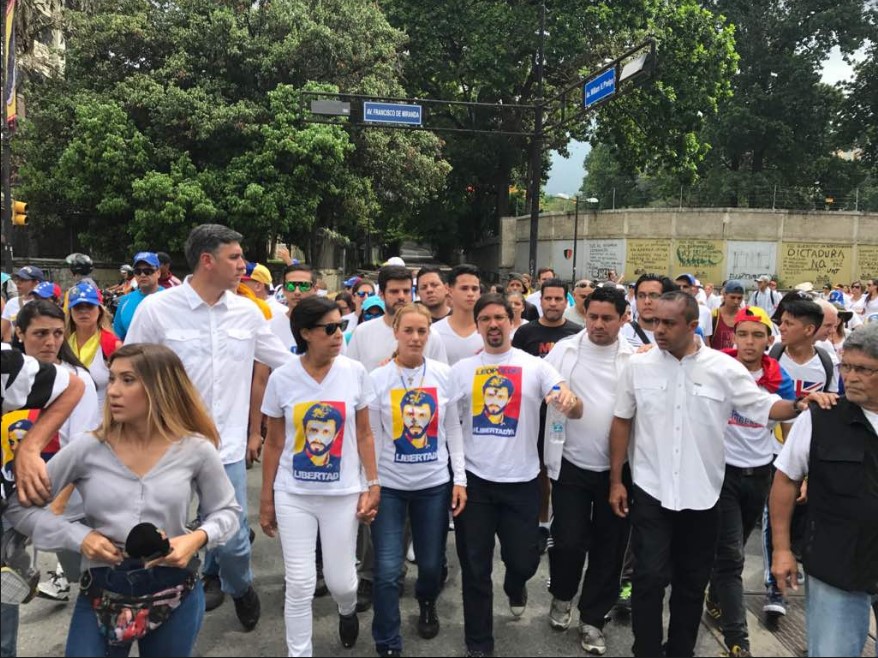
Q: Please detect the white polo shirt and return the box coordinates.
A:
[614,340,780,511]
[126,279,295,464]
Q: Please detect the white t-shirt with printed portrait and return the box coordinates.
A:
[261,354,376,496]
[451,348,563,483]
[368,358,466,491]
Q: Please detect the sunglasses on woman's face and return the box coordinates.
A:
[355,290,375,298]
[312,320,349,336]
[284,281,313,293]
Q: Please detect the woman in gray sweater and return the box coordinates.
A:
[4,343,240,657]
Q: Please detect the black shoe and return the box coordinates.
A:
[233,585,261,631]
[538,526,550,555]
[202,574,225,611]
[376,649,401,657]
[315,563,328,597]
[417,599,440,639]
[249,528,256,544]
[465,650,493,657]
[339,611,359,648]
[356,579,373,612]
[508,585,528,617]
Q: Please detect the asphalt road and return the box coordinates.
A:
[16,467,780,657]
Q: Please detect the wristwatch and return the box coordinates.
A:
[366,479,381,488]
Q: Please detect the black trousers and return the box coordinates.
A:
[548,459,630,627]
[454,471,540,653]
[708,463,771,650]
[630,485,720,658]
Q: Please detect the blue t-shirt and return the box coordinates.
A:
[113,288,163,340]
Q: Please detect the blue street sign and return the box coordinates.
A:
[363,102,423,126]
[583,68,616,108]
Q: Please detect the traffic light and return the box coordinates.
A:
[12,200,27,226]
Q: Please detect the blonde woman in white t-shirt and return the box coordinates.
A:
[368,304,467,656]
[260,296,380,657]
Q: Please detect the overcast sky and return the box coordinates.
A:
[544,46,864,196]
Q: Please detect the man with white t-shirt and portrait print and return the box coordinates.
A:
[450,293,581,658]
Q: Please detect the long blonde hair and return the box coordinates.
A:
[64,301,113,340]
[94,343,220,447]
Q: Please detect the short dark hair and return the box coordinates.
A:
[291,296,339,354]
[448,263,480,287]
[537,267,555,278]
[540,278,569,296]
[156,252,172,267]
[416,266,445,286]
[634,273,676,296]
[378,265,412,293]
[584,286,626,316]
[283,263,317,283]
[781,299,824,329]
[473,292,513,322]
[184,224,243,270]
[659,290,699,324]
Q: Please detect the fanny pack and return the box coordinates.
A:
[81,559,198,646]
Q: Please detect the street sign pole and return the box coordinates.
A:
[527,0,546,281]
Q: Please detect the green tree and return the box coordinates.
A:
[15,0,449,262]
[382,0,737,253]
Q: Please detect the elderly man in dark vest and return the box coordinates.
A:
[770,322,878,657]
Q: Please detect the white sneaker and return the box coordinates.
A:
[406,541,416,564]
[549,597,572,630]
[579,623,607,655]
[37,565,70,602]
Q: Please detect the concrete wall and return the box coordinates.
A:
[489,208,878,288]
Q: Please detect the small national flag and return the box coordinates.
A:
[563,248,573,260]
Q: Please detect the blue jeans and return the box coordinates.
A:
[1,518,18,658]
[371,482,450,653]
[65,580,204,657]
[202,459,253,597]
[806,575,873,657]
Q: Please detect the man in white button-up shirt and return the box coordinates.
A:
[607,291,816,658]
[126,224,294,631]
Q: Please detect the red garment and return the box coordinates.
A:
[720,348,785,393]
[711,314,736,351]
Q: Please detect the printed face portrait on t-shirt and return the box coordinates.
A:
[292,401,345,482]
[472,366,523,437]
[391,387,439,463]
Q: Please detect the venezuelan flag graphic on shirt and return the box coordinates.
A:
[1,409,60,499]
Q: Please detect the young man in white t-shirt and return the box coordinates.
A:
[543,286,634,655]
[705,306,797,657]
[432,264,483,365]
[348,266,448,373]
[760,297,839,617]
[450,293,581,657]
[524,267,556,318]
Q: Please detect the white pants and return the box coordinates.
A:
[275,490,360,657]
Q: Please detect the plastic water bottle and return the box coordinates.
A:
[544,386,567,478]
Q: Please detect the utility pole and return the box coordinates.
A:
[1,0,13,273]
[527,0,546,280]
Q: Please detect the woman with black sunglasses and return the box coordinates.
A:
[259,296,380,656]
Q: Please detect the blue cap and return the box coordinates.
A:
[68,282,101,308]
[676,273,696,286]
[32,281,60,300]
[361,296,386,316]
[132,252,160,268]
[344,276,362,288]
[828,290,845,305]
[15,266,45,281]
[724,280,745,295]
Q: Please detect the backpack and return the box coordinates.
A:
[768,343,834,392]
[629,321,650,345]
